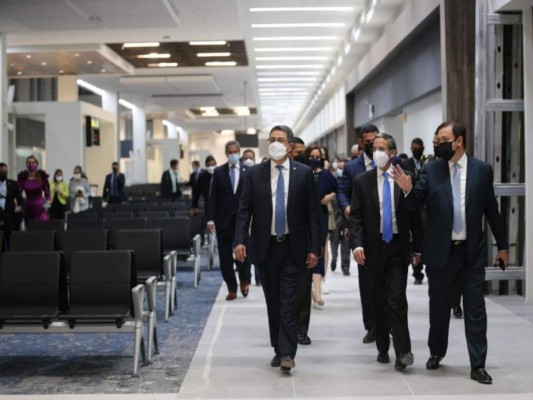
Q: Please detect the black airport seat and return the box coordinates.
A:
[9,231,55,252]
[107,218,147,247]
[27,219,64,249]
[67,211,99,220]
[67,218,106,230]
[62,230,108,273]
[102,211,134,221]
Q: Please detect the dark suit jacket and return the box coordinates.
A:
[207,163,248,230]
[160,170,182,199]
[234,160,321,267]
[349,169,420,268]
[1,179,23,230]
[103,173,126,202]
[338,154,367,212]
[404,156,508,270]
[192,170,212,211]
[403,155,431,182]
[188,171,200,188]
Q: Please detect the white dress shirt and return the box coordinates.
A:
[229,162,240,193]
[377,167,398,235]
[169,168,178,193]
[270,158,290,235]
[450,153,467,240]
[364,153,374,171]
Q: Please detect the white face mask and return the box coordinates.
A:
[336,169,343,178]
[56,176,63,182]
[268,141,288,161]
[373,150,391,169]
[331,161,338,170]
[73,173,81,180]
[206,166,216,174]
[243,158,254,167]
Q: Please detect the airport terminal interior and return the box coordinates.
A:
[0,0,532,399]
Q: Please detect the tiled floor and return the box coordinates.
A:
[1,260,532,400]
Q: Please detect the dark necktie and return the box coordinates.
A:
[275,165,285,237]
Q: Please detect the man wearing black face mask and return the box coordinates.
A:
[0,162,23,246]
[393,120,509,384]
[103,162,127,204]
[290,137,306,164]
[338,123,379,344]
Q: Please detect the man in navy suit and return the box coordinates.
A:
[235,125,321,373]
[338,123,379,344]
[207,141,251,300]
[393,120,509,384]
[160,159,182,200]
[103,162,127,203]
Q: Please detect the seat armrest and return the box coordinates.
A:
[131,284,145,322]
[144,276,157,312]
[163,254,172,282]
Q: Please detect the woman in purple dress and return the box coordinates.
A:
[17,155,50,223]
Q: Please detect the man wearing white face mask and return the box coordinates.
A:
[242,149,256,168]
[208,141,251,301]
[349,133,421,371]
[191,155,216,216]
[234,125,321,374]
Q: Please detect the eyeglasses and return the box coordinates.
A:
[267,137,288,144]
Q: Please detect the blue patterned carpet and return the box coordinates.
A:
[0,252,222,394]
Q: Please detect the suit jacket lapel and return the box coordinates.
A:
[370,169,379,214]
[287,159,297,214]
[394,180,400,211]
[465,156,476,210]
[262,162,273,221]
[237,166,247,193]
[441,160,453,209]
[222,163,233,193]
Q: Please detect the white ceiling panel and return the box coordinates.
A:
[166,75,221,95]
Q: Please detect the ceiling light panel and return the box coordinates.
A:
[256,65,325,69]
[253,36,338,41]
[205,61,237,66]
[249,7,354,12]
[189,41,227,45]
[197,52,231,57]
[255,56,328,61]
[252,23,345,28]
[137,53,171,58]
[254,47,333,52]
[123,42,160,48]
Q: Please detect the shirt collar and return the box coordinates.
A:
[230,162,240,169]
[270,158,290,171]
[448,152,467,169]
[378,165,394,178]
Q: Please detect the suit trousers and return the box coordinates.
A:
[329,225,350,272]
[296,267,312,335]
[427,242,487,368]
[359,263,375,331]
[216,215,251,293]
[259,238,301,358]
[367,237,411,356]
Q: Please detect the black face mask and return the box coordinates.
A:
[112,168,119,174]
[412,149,423,160]
[434,141,456,161]
[294,153,306,164]
[309,159,322,170]
[364,143,373,158]
[0,172,7,182]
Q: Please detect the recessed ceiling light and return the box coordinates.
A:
[254,47,333,52]
[221,129,234,135]
[197,52,231,57]
[258,77,317,82]
[247,128,257,135]
[123,42,160,48]
[101,68,106,72]
[75,53,80,57]
[233,107,250,116]
[256,65,324,69]
[137,53,171,59]
[253,36,337,41]
[41,62,47,66]
[249,7,354,12]
[257,71,322,76]
[87,60,93,64]
[25,55,32,59]
[17,71,22,75]
[252,23,345,28]
[59,70,64,74]
[148,62,178,67]
[255,56,328,61]
[205,61,237,66]
[10,63,14,67]
[189,41,227,46]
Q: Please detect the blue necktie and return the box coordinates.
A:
[230,165,236,193]
[0,182,6,210]
[452,163,463,234]
[382,172,393,243]
[370,160,376,169]
[275,165,285,237]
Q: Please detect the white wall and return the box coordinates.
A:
[189,132,234,168]
[402,90,443,155]
[372,115,404,154]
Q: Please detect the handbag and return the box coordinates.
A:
[327,202,336,231]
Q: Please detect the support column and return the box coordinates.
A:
[102,91,120,161]
[441,0,476,153]
[57,75,78,101]
[132,106,146,184]
[523,6,533,303]
[0,32,8,163]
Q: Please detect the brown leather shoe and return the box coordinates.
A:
[226,292,237,301]
[280,356,295,373]
[240,281,250,297]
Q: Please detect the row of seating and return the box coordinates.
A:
[0,250,157,376]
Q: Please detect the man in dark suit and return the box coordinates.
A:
[207,141,251,300]
[393,120,509,384]
[191,155,216,216]
[103,162,127,204]
[188,160,201,188]
[338,123,379,344]
[350,133,420,370]
[0,162,23,246]
[235,125,321,373]
[160,159,182,200]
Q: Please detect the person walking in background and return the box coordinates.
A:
[69,166,90,213]
[234,125,321,373]
[329,158,351,275]
[338,124,380,344]
[17,155,50,223]
[207,140,251,300]
[393,120,509,384]
[305,144,337,307]
[49,169,69,220]
[191,155,216,216]
[103,162,126,204]
[350,133,420,371]
[188,160,201,189]
[0,162,23,245]
[290,137,306,163]
[160,159,182,200]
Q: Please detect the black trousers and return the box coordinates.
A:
[367,237,411,356]
[259,238,300,358]
[330,225,350,272]
[216,215,251,293]
[427,243,487,368]
[359,263,374,331]
[296,267,312,335]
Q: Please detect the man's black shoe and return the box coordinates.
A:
[297,333,312,345]
[414,278,423,285]
[395,352,414,370]
[363,329,375,344]
[342,268,350,276]
[270,354,281,367]
[330,260,337,272]
[426,355,442,370]
[453,306,463,318]
[377,352,390,363]
[470,368,492,384]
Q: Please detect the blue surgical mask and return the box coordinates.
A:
[228,153,240,165]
